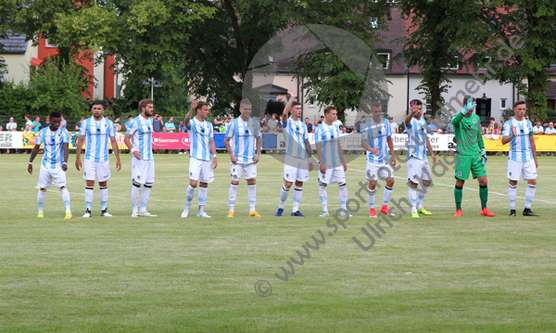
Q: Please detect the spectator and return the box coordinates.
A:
[388,116,399,134]
[44,116,51,129]
[266,113,279,133]
[493,122,501,135]
[445,122,454,134]
[24,114,32,132]
[353,115,366,133]
[179,121,186,133]
[213,117,221,132]
[31,116,41,133]
[313,120,319,130]
[124,116,133,131]
[543,121,549,131]
[60,114,67,128]
[114,117,122,132]
[320,115,324,123]
[487,117,496,133]
[164,116,176,133]
[153,113,163,133]
[426,118,437,134]
[545,122,556,135]
[339,125,347,134]
[304,117,313,133]
[533,121,544,135]
[0,125,3,131]
[6,117,17,132]
[75,116,85,132]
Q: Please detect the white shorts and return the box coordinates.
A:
[318,164,345,184]
[407,157,431,184]
[83,159,111,182]
[189,157,214,183]
[230,162,257,181]
[507,159,537,181]
[283,156,310,183]
[38,166,67,189]
[366,161,394,182]
[131,158,155,185]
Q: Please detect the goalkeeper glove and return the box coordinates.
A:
[479,148,487,166]
[462,98,476,115]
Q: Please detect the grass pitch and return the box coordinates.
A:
[1,152,555,332]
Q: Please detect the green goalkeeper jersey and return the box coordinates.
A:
[451,112,484,156]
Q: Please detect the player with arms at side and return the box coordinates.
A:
[404,99,436,219]
[75,100,121,217]
[315,105,350,217]
[361,102,397,218]
[224,99,262,217]
[124,99,157,217]
[275,89,314,217]
[502,100,539,216]
[28,111,72,219]
[181,100,218,218]
[452,96,495,217]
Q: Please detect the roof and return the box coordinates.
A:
[255,83,288,95]
[0,33,27,54]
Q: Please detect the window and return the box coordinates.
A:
[500,98,507,109]
[376,53,390,70]
[442,56,460,71]
[308,96,316,108]
[45,39,57,48]
[476,56,493,71]
[0,59,6,82]
[369,17,379,29]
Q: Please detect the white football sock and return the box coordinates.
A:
[383,186,393,206]
[339,183,348,210]
[60,188,71,213]
[37,190,46,213]
[367,189,376,209]
[319,184,328,211]
[279,186,289,209]
[409,187,417,213]
[416,185,429,210]
[131,184,140,212]
[292,186,303,213]
[198,186,208,214]
[229,184,238,212]
[85,187,94,210]
[508,184,517,210]
[99,186,108,211]
[525,184,536,209]
[248,184,256,213]
[140,183,152,213]
[185,185,196,210]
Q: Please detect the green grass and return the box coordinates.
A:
[1,152,556,332]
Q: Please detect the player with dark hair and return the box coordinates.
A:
[452,96,494,217]
[28,111,72,219]
[404,99,436,218]
[181,99,218,218]
[502,100,539,216]
[75,100,121,217]
[275,89,313,217]
[124,99,157,217]
[315,105,349,217]
[224,99,262,217]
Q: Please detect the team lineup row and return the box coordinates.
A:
[27,92,540,219]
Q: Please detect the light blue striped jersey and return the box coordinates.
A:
[126,115,154,161]
[361,117,392,163]
[35,126,70,169]
[186,117,214,161]
[406,117,429,160]
[79,116,116,162]
[315,122,342,168]
[225,117,261,164]
[283,117,309,159]
[503,118,534,162]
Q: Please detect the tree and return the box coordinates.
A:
[474,1,556,123]
[397,0,477,117]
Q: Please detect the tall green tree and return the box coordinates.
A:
[397,0,477,117]
[474,1,556,123]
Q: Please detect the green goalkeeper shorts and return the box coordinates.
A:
[455,154,487,180]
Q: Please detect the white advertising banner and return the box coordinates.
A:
[0,132,23,149]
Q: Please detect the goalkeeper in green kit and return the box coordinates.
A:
[452,96,495,217]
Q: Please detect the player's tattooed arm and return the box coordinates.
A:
[387,136,396,166]
[28,145,40,174]
[75,135,85,170]
[62,143,69,171]
[282,89,297,124]
[254,136,261,163]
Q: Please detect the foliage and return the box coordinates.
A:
[265,100,286,116]
[28,57,90,116]
[500,108,514,123]
[0,80,37,120]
